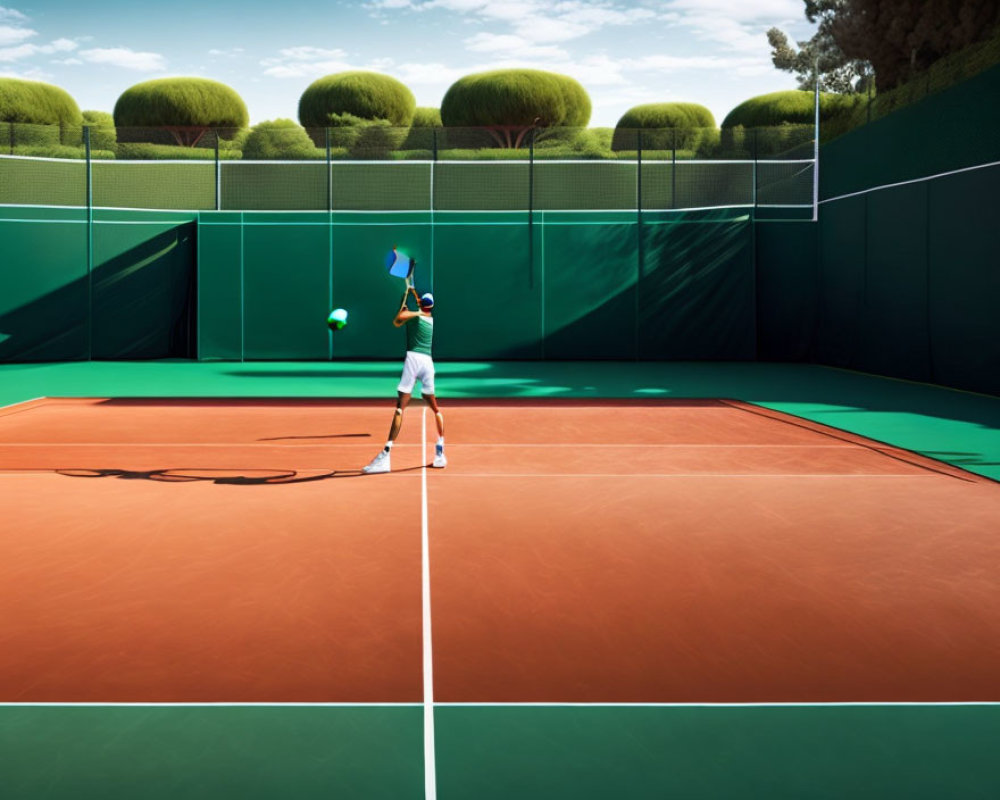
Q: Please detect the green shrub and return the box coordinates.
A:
[4,122,63,148]
[721,90,850,128]
[441,69,591,146]
[242,119,325,159]
[299,72,416,129]
[114,78,248,146]
[115,142,242,160]
[612,103,715,152]
[412,107,442,127]
[401,106,442,150]
[82,110,117,151]
[348,119,407,159]
[11,145,114,159]
[0,78,82,126]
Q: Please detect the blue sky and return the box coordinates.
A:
[1,1,818,127]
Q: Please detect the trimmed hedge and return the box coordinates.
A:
[114,78,249,145]
[242,119,325,160]
[115,143,242,160]
[0,78,82,126]
[441,69,591,133]
[299,72,416,128]
[721,90,850,128]
[10,145,114,159]
[612,103,715,151]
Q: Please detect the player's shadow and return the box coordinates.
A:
[257,433,371,441]
[55,465,423,485]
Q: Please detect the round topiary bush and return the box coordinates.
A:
[0,77,82,125]
[721,90,845,128]
[441,69,591,147]
[400,106,442,152]
[114,77,249,146]
[412,107,442,128]
[242,119,323,159]
[81,110,117,151]
[299,71,416,129]
[611,102,716,152]
[0,78,82,149]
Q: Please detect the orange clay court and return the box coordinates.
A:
[1,395,998,708]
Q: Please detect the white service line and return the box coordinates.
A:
[421,406,437,800]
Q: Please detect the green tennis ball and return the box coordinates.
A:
[327,308,348,330]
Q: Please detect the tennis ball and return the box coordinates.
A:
[327,308,348,330]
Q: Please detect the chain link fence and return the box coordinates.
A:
[0,123,815,214]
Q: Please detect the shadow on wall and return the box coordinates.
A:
[0,224,196,361]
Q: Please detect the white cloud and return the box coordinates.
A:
[260,46,353,78]
[52,57,82,65]
[0,65,49,80]
[0,6,28,21]
[79,47,166,71]
[663,0,805,54]
[0,38,76,62]
[209,47,245,57]
[0,23,33,45]
[367,0,658,52]
[464,33,569,60]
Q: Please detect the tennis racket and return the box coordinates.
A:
[386,247,420,304]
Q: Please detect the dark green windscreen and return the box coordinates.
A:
[755,221,818,361]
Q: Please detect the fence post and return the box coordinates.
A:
[635,129,643,361]
[326,128,332,212]
[84,126,93,361]
[752,128,758,212]
[671,127,677,209]
[528,128,535,291]
[214,131,221,210]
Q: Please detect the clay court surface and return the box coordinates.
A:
[2,396,998,708]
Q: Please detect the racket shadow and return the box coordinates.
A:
[52,466,424,485]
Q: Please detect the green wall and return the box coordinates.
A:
[0,208,196,362]
[820,62,1000,200]
[750,63,1000,397]
[195,209,756,362]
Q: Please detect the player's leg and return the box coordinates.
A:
[363,356,416,474]
[363,393,410,474]
[421,359,446,468]
[425,393,446,468]
[388,392,411,443]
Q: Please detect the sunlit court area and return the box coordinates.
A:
[2,5,1000,798]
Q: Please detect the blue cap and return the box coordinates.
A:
[419,292,434,308]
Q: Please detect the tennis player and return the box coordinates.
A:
[362,288,446,473]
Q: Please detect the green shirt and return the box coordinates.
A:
[405,314,433,356]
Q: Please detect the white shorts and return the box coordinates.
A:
[397,351,435,395]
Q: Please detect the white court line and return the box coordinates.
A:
[1,700,994,708]
[434,701,1000,708]
[427,473,942,479]
[0,442,422,447]
[0,702,419,708]
[0,443,859,448]
[421,407,437,800]
[0,396,45,411]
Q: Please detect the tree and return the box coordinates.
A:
[440,69,591,148]
[611,103,716,151]
[82,110,117,151]
[242,119,322,160]
[767,1,871,93]
[0,78,82,125]
[772,1,1000,93]
[299,72,416,129]
[114,78,248,146]
[830,0,1000,89]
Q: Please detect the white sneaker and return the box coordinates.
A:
[362,450,391,474]
[432,444,447,469]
